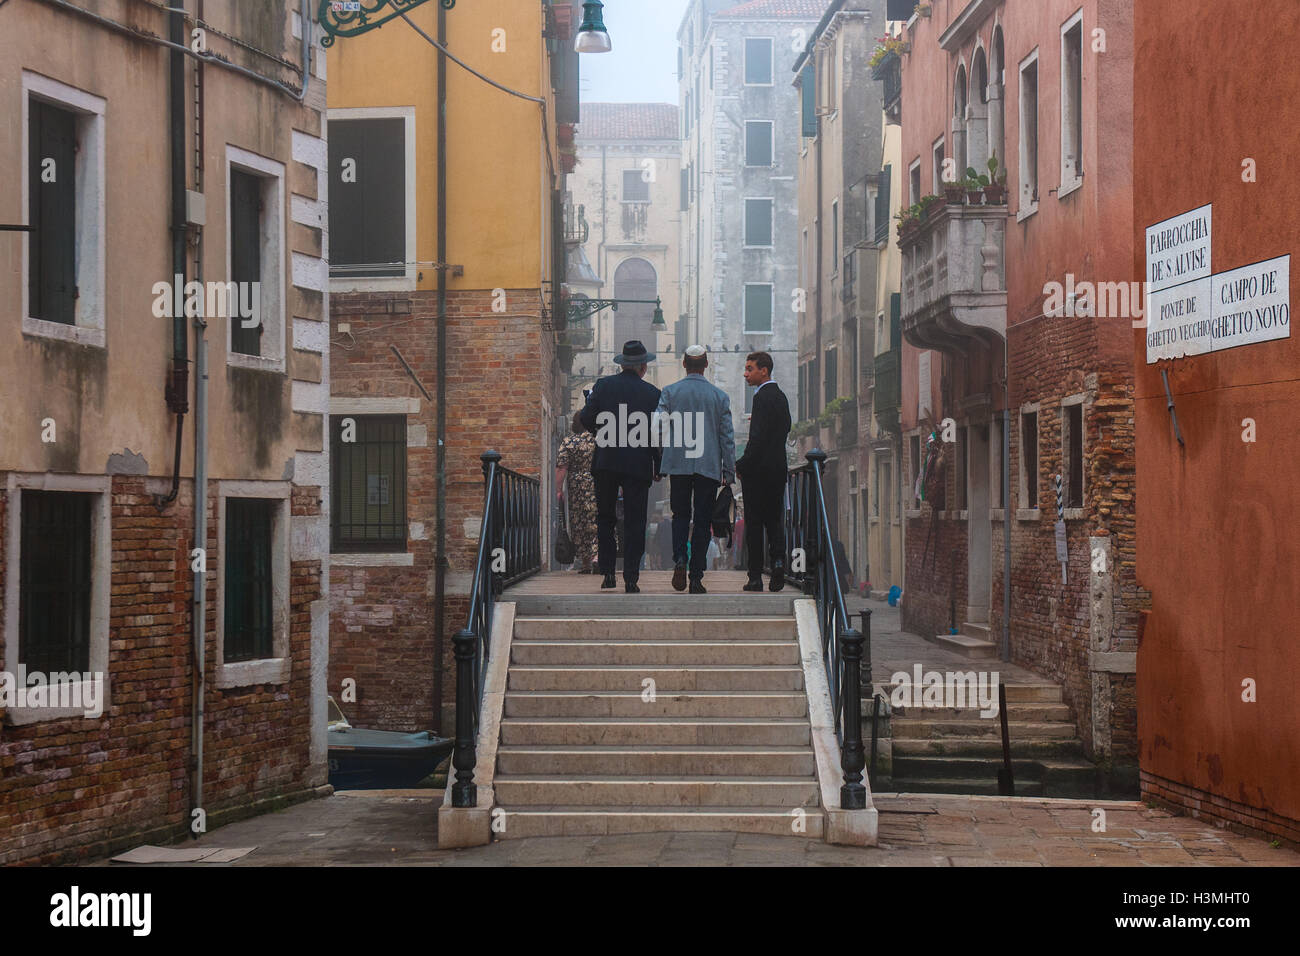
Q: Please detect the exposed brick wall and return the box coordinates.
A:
[329,288,558,733]
[1142,770,1300,850]
[902,325,1141,766]
[0,476,322,865]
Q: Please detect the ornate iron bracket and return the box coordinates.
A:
[319,0,455,47]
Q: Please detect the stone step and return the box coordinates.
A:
[503,691,809,719]
[496,745,816,777]
[890,736,1085,758]
[872,681,1063,704]
[494,775,822,808]
[499,718,812,747]
[495,805,825,839]
[508,665,805,692]
[876,777,1046,797]
[890,702,1072,721]
[512,617,795,641]
[961,621,992,640]
[891,718,1078,739]
[509,594,799,618]
[923,632,998,659]
[890,754,1073,780]
[511,640,800,667]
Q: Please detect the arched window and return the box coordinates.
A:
[953,63,969,174]
[968,48,990,172]
[989,27,1006,178]
[612,258,658,357]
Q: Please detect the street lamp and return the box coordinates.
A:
[574,1,612,53]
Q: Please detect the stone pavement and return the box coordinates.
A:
[91,790,1300,866]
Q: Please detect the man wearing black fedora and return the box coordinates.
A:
[579,340,662,593]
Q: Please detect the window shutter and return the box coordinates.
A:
[889,292,901,349]
[29,100,78,325]
[801,65,817,137]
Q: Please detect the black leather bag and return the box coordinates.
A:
[712,484,736,546]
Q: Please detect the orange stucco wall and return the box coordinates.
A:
[1133,0,1300,827]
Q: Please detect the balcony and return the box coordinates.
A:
[563,202,589,245]
[837,401,859,449]
[900,202,1008,354]
[873,348,901,434]
[872,52,902,125]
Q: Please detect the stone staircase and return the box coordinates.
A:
[925,619,998,659]
[492,593,826,839]
[879,680,1102,797]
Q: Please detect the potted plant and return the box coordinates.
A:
[869,33,910,70]
[962,171,985,204]
[982,154,1008,204]
[942,178,966,204]
[917,194,942,219]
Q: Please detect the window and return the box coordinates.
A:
[680,166,690,211]
[23,72,106,347]
[744,199,773,247]
[1063,400,1084,509]
[801,228,810,286]
[991,416,1008,509]
[27,101,76,327]
[745,37,774,85]
[217,483,290,687]
[909,159,922,205]
[684,92,692,135]
[909,434,922,507]
[932,136,946,187]
[1018,51,1040,215]
[831,200,839,269]
[744,283,773,333]
[955,426,969,511]
[331,415,409,552]
[19,491,93,674]
[874,166,891,244]
[1020,408,1039,510]
[5,476,111,724]
[224,498,275,663]
[824,345,837,405]
[798,363,807,420]
[800,64,817,137]
[1061,12,1084,191]
[226,145,285,369]
[328,114,412,281]
[745,121,773,167]
[622,169,649,203]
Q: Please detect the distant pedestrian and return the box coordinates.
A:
[656,345,735,595]
[579,340,662,593]
[555,410,598,573]
[736,351,791,592]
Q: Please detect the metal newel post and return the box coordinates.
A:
[840,625,867,809]
[804,449,827,594]
[450,627,478,808]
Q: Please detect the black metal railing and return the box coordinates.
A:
[451,450,542,808]
[785,449,867,810]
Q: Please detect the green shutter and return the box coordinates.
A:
[890,292,901,349]
[801,65,817,137]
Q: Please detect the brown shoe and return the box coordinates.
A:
[672,562,687,592]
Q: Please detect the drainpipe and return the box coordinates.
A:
[432,1,449,733]
[158,2,190,509]
[1002,334,1011,661]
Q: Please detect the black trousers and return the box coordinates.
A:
[594,471,650,583]
[669,473,718,579]
[741,475,785,580]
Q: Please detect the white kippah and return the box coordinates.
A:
[685,345,707,357]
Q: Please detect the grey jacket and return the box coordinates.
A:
[655,373,736,482]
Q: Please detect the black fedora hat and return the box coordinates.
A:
[613,340,655,365]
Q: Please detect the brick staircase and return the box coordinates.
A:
[491,593,826,839]
[879,680,1102,797]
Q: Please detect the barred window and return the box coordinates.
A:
[19,490,92,673]
[224,497,275,663]
[331,415,408,552]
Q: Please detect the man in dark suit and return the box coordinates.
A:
[579,340,662,593]
[735,351,791,592]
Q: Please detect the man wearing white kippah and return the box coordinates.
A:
[655,345,735,594]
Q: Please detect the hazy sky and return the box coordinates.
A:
[580,0,692,105]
